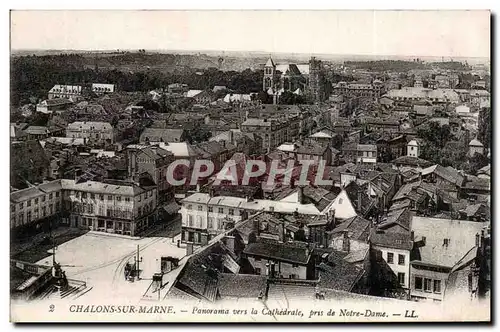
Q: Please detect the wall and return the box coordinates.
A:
[372,244,411,289]
[410,263,448,302]
[11,190,63,230]
[324,190,357,220]
[247,256,307,280]
[181,202,245,242]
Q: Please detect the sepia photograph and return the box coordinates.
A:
[8,9,491,323]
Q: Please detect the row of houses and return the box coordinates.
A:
[10,178,158,237]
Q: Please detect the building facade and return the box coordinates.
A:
[66,121,114,146]
[10,179,158,237]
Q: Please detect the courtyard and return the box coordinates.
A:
[35,231,187,301]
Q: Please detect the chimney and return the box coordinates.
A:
[196,183,201,192]
[253,217,260,236]
[411,231,415,241]
[228,130,234,145]
[186,242,194,256]
[225,236,235,253]
[357,191,362,211]
[342,231,350,253]
[297,185,305,204]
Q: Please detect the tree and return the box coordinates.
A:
[416,122,452,149]
[184,124,212,144]
[111,115,119,127]
[252,91,271,104]
[465,153,490,175]
[279,91,305,105]
[478,107,491,150]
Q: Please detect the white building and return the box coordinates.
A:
[180,192,322,245]
[66,121,114,146]
[469,139,484,157]
[92,83,115,95]
[48,84,82,100]
[407,140,420,157]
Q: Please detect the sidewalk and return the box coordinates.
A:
[87,230,141,241]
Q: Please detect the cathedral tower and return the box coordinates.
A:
[263,56,277,91]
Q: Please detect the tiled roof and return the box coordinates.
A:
[243,238,312,265]
[140,128,185,143]
[369,229,413,250]
[330,216,371,242]
[218,273,267,299]
[316,250,365,292]
[344,181,375,217]
[391,156,433,168]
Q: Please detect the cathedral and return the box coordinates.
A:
[262,56,327,103]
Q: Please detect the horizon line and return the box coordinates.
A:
[10,48,490,61]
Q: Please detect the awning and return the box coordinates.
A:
[163,201,181,214]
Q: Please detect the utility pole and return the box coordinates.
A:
[135,244,143,280]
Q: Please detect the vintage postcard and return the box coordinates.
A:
[9,10,491,323]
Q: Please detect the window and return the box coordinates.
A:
[424,278,432,292]
[433,280,441,293]
[82,192,87,199]
[196,216,202,228]
[19,202,23,210]
[27,211,32,221]
[34,198,39,204]
[387,252,394,264]
[18,214,24,224]
[208,207,213,212]
[187,204,193,210]
[398,254,405,265]
[49,193,53,200]
[90,193,95,199]
[229,209,234,216]
[99,194,104,200]
[56,192,60,198]
[198,205,203,211]
[398,272,405,285]
[255,268,261,274]
[338,198,343,204]
[218,207,224,213]
[208,217,214,229]
[443,238,450,246]
[125,197,130,202]
[117,196,121,202]
[108,195,113,201]
[188,215,194,227]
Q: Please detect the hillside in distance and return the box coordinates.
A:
[11,50,314,74]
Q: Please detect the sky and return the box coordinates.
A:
[10,10,491,58]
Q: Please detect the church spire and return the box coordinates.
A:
[265,55,275,68]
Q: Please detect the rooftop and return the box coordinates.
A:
[243,238,312,265]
